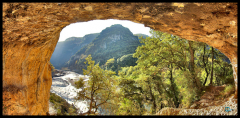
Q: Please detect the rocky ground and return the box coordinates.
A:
[49,69,89,115]
[156,85,237,115]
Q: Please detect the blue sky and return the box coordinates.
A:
[58,19,151,42]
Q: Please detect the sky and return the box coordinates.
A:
[58,19,151,42]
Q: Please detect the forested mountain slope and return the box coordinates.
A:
[65,24,146,73]
[50,33,99,69]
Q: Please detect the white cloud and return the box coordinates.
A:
[58,19,151,42]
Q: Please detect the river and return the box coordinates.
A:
[50,69,89,114]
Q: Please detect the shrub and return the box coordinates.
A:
[222,84,235,97]
[50,92,78,115]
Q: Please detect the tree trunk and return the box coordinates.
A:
[209,47,214,86]
[202,44,209,86]
[188,41,199,89]
[169,63,179,108]
[88,82,95,115]
[147,80,156,114]
[188,41,195,72]
[203,72,209,86]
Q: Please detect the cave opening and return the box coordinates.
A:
[49,19,234,115]
[49,19,153,115]
[2,3,237,115]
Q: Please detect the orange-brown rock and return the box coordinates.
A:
[2,3,237,115]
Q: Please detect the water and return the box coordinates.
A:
[50,69,89,113]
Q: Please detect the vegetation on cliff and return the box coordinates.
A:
[49,92,78,115]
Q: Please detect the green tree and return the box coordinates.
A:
[116,29,234,112]
[194,43,233,87]
[104,57,115,70]
[133,30,184,109]
[200,43,211,86]
[116,30,187,114]
[74,55,116,115]
[116,66,146,115]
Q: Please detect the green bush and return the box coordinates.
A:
[223,84,235,96]
[50,92,78,115]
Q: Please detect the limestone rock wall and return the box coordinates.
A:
[2,41,55,115]
[2,3,237,115]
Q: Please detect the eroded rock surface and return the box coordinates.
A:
[2,3,237,115]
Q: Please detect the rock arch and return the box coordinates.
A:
[2,3,237,115]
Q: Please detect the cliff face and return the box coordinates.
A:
[2,41,54,115]
[2,3,237,115]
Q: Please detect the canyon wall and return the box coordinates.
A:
[2,3,237,115]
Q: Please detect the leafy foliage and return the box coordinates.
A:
[74,55,117,115]
[56,27,234,115]
[112,29,234,114]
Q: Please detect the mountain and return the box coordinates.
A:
[65,24,145,74]
[50,33,99,69]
